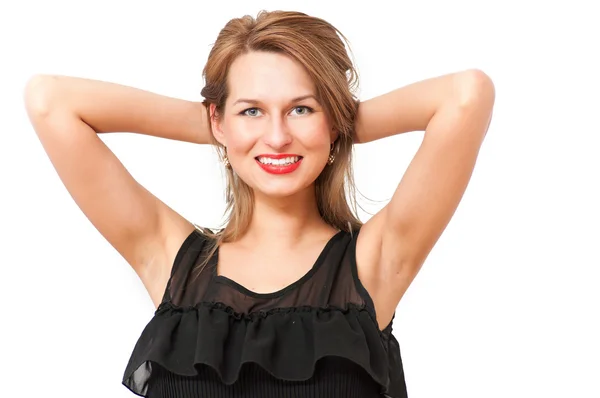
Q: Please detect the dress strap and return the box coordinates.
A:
[159,227,212,307]
[347,227,381,328]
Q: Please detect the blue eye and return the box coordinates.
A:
[239,106,314,117]
[292,106,314,115]
[241,108,261,117]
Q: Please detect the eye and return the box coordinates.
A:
[240,107,262,117]
[291,106,314,116]
[239,106,314,117]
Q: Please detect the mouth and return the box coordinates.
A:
[255,155,302,165]
[255,154,303,174]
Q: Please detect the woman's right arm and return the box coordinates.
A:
[23,74,209,307]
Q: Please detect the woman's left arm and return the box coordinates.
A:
[356,69,495,287]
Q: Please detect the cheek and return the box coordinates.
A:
[223,120,256,155]
[228,138,254,156]
[302,122,333,151]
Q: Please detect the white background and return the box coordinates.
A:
[1,1,598,397]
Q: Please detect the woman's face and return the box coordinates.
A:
[210,51,336,199]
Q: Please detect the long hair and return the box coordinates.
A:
[193,10,363,278]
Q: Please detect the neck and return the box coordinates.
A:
[241,185,333,248]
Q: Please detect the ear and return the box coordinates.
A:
[330,126,340,143]
[209,103,227,146]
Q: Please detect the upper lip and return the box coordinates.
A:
[255,154,302,159]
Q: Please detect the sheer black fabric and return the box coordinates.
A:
[122,227,408,397]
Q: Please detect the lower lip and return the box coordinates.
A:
[256,158,302,174]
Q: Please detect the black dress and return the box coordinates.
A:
[122,227,408,397]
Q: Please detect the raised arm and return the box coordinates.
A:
[25,74,211,142]
[353,69,495,329]
[23,75,210,307]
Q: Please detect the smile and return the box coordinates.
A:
[255,155,303,174]
[256,155,301,165]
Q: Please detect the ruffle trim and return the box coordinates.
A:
[122,301,405,397]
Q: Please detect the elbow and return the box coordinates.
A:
[456,69,496,108]
[23,74,61,118]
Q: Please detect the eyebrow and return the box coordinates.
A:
[232,94,318,106]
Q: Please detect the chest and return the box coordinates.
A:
[215,243,327,295]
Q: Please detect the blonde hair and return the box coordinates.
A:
[194,10,363,277]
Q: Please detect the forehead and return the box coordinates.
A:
[227,51,316,103]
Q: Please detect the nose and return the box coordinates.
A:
[262,116,292,149]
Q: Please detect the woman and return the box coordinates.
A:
[24,10,494,398]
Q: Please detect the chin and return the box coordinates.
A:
[251,180,312,199]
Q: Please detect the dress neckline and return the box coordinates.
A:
[211,230,345,299]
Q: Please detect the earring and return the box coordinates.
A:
[327,142,335,165]
[222,148,231,168]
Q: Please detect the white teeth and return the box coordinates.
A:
[258,156,300,165]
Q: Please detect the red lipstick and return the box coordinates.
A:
[255,154,303,175]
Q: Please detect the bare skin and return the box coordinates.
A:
[24,53,494,332]
[207,51,341,296]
